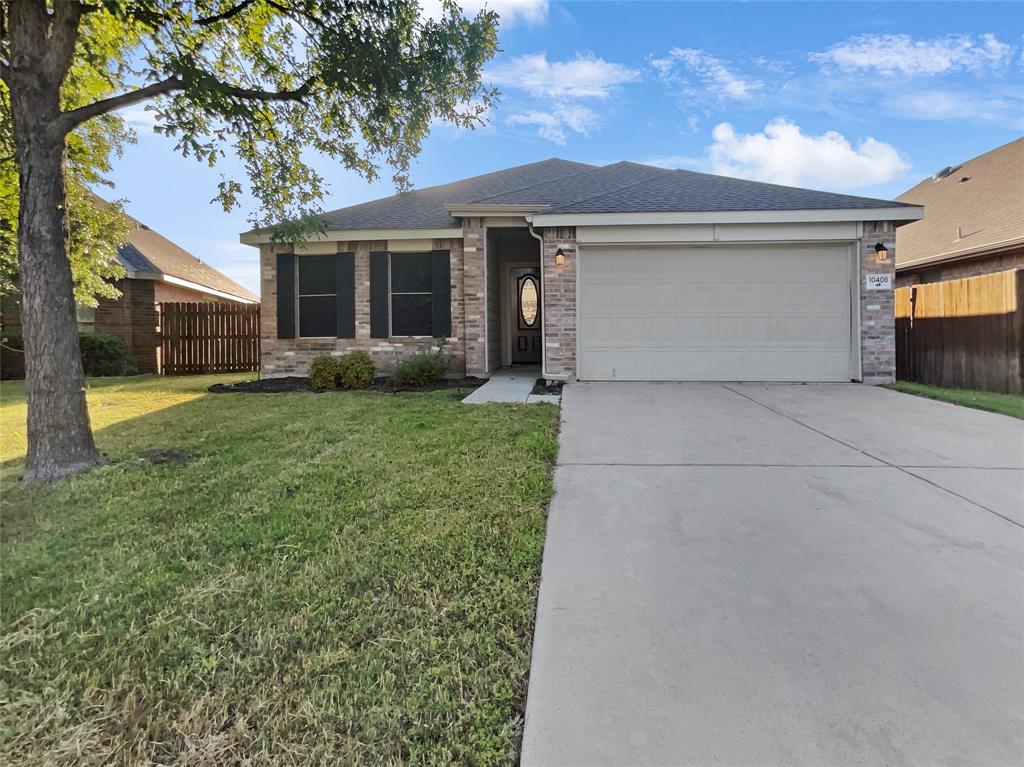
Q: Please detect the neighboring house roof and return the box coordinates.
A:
[895,137,1024,271]
[99,199,258,302]
[256,158,916,238]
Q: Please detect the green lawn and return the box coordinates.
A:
[1,375,559,765]
[888,381,1024,419]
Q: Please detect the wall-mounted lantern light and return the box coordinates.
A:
[554,247,566,266]
[874,242,889,262]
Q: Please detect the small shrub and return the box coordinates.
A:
[389,352,448,387]
[308,355,341,389]
[2,333,135,379]
[337,350,375,389]
[79,333,131,376]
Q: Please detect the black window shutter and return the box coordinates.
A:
[369,251,389,338]
[431,249,451,337]
[335,252,355,338]
[276,253,295,339]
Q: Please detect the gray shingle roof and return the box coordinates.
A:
[474,161,671,206]
[310,158,912,231]
[319,158,593,230]
[549,167,917,214]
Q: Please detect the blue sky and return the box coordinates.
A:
[107,1,1024,294]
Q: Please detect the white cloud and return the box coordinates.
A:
[707,118,909,189]
[507,103,598,144]
[893,88,1024,127]
[121,106,158,130]
[652,48,762,100]
[639,154,704,170]
[811,33,1014,77]
[419,0,549,27]
[487,52,640,99]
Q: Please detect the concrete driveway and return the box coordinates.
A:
[521,383,1024,767]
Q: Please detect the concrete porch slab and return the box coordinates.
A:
[462,367,540,404]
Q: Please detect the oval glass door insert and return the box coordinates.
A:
[519,276,539,327]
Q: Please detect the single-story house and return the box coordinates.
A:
[895,137,1023,287]
[3,205,258,374]
[241,159,923,384]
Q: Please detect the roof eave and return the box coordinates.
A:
[239,226,464,246]
[529,206,924,227]
[895,235,1024,272]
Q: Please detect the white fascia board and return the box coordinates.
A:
[239,227,463,245]
[530,207,924,227]
[160,274,259,304]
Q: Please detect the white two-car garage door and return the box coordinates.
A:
[577,244,855,382]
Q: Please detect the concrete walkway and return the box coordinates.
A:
[462,367,543,404]
[522,383,1024,766]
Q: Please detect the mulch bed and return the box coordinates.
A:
[208,376,486,394]
[531,379,564,396]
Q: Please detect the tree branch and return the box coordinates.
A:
[56,76,185,133]
[214,76,316,102]
[56,73,317,135]
[41,0,83,84]
[194,0,259,26]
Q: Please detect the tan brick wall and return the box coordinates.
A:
[860,221,897,384]
[541,227,577,379]
[462,218,486,375]
[260,239,467,377]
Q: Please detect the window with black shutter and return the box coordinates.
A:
[390,252,434,336]
[297,255,336,337]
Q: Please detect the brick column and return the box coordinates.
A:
[541,226,577,379]
[860,221,896,384]
[462,217,487,376]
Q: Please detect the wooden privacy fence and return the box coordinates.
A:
[159,302,260,375]
[895,268,1023,393]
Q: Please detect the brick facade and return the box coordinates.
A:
[540,227,577,379]
[859,221,897,384]
[462,218,487,375]
[895,247,1024,288]
[263,220,900,384]
[259,239,466,377]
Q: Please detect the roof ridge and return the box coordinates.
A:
[470,160,673,206]
[469,162,623,204]
[539,164,683,211]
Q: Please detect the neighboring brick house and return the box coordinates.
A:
[242,159,922,384]
[895,138,1023,287]
[3,208,257,373]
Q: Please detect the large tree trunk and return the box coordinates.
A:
[7,1,100,483]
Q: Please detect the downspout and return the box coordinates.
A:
[527,223,567,382]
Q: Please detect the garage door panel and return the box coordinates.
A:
[578,245,853,382]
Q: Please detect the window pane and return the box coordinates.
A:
[391,294,433,336]
[75,304,96,323]
[519,276,539,328]
[391,253,432,293]
[298,255,335,295]
[299,295,335,337]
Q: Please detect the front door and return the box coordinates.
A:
[511,267,542,364]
